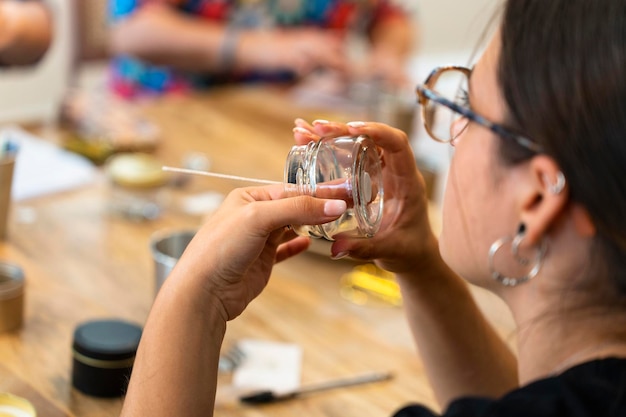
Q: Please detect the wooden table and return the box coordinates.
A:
[0,86,514,417]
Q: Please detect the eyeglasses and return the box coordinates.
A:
[415,66,543,154]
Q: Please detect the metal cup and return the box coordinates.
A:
[150,230,196,295]
[0,262,24,332]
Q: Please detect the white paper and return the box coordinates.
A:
[0,126,97,201]
[232,339,302,394]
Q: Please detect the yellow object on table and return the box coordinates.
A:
[106,153,169,188]
[340,264,402,307]
[0,392,36,417]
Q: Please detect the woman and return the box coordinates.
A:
[120,0,626,415]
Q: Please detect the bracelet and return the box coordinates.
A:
[217,27,239,73]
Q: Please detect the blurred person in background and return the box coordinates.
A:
[0,0,52,65]
[108,0,415,98]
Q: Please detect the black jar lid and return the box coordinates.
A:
[73,319,142,363]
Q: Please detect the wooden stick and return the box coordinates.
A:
[162,166,280,185]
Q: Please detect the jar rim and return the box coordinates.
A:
[352,136,383,236]
[149,229,196,268]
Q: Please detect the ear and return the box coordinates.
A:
[517,156,570,246]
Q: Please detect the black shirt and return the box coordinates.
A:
[393,358,626,417]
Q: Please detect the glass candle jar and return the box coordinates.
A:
[284,135,383,240]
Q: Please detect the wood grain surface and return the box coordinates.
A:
[0,86,514,417]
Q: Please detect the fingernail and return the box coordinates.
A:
[347,121,366,128]
[313,119,329,125]
[293,126,313,135]
[324,200,347,216]
[331,251,349,260]
[294,118,307,126]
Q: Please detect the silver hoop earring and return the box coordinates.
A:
[488,228,548,286]
[547,171,566,195]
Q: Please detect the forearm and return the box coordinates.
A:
[120,270,226,417]
[0,1,52,65]
[119,186,344,416]
[397,240,518,408]
[109,5,225,72]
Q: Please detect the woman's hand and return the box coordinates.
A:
[293,119,438,274]
[124,184,348,417]
[166,184,347,321]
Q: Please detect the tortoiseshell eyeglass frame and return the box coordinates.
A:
[415,65,543,154]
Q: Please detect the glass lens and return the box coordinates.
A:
[424,69,469,142]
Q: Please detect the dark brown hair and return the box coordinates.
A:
[497,0,626,296]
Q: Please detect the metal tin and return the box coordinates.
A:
[0,262,24,332]
[150,229,196,295]
[71,319,142,398]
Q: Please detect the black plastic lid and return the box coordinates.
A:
[73,319,142,362]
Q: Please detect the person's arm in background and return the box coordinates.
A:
[109,0,347,76]
[0,0,52,65]
[108,1,226,71]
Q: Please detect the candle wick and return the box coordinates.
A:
[162,166,281,185]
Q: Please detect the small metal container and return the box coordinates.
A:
[150,230,196,294]
[0,262,24,332]
[72,319,142,398]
